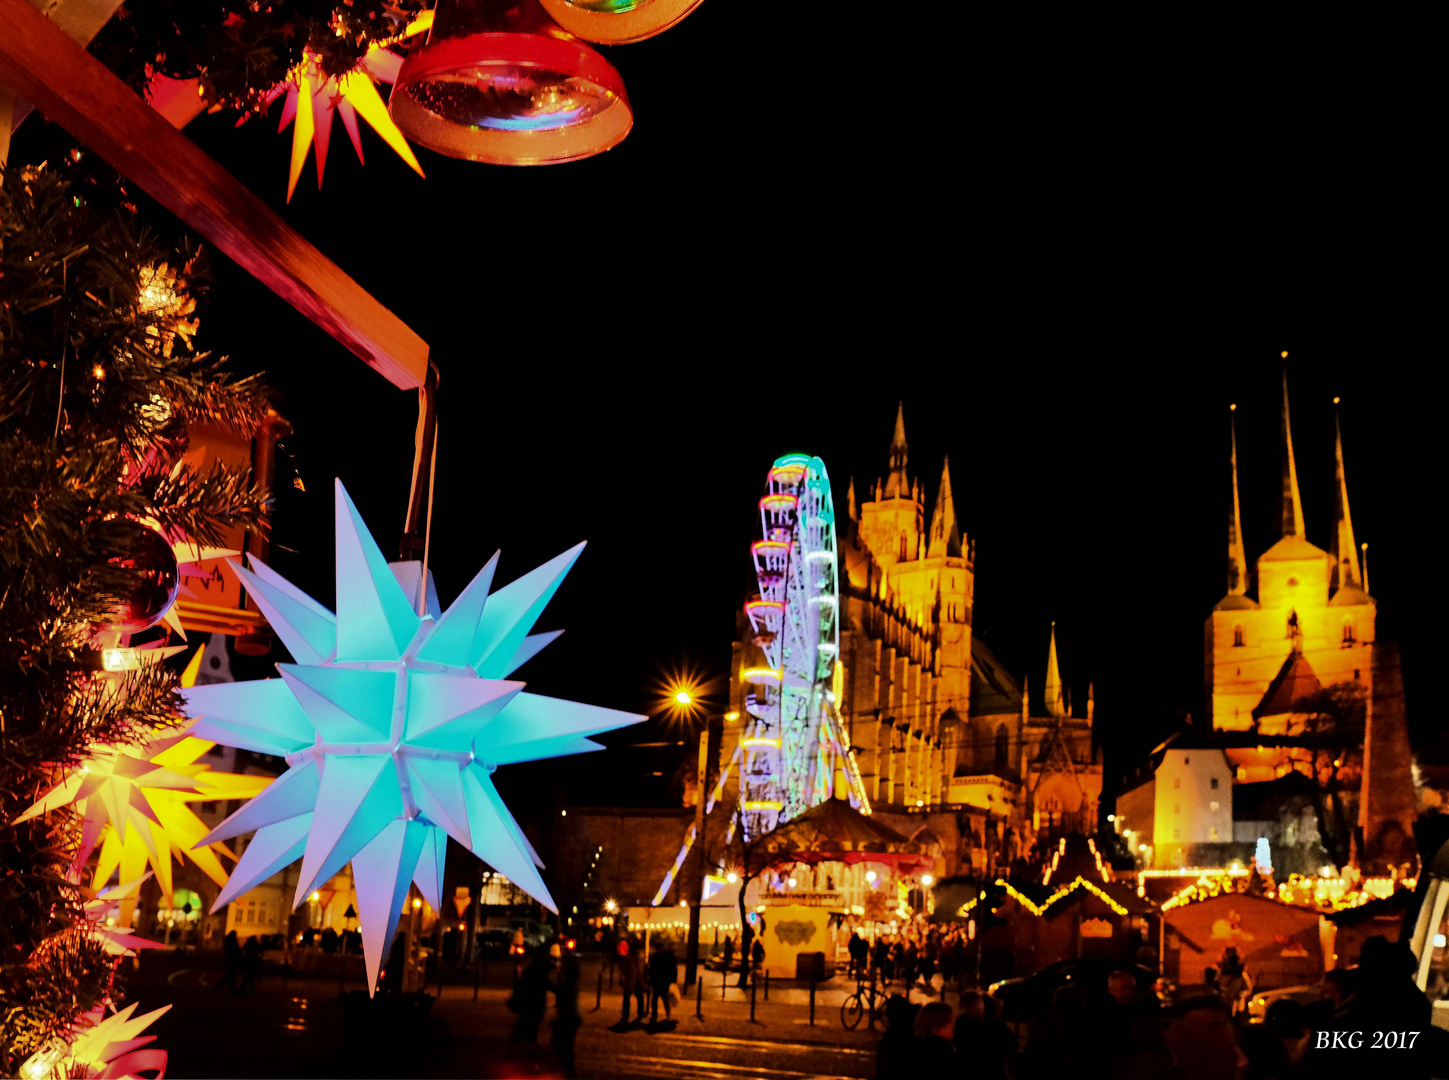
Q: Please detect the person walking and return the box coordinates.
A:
[217,930,241,995]
[618,935,647,1024]
[848,931,868,979]
[550,950,581,1077]
[750,937,764,977]
[240,934,261,994]
[648,942,678,1023]
[510,947,552,1045]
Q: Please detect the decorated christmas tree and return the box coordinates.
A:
[0,160,269,1073]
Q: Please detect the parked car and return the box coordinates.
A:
[476,918,552,957]
[1246,984,1323,1023]
[989,960,1162,1021]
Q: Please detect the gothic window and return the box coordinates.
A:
[899,535,907,561]
[994,724,1009,770]
[1173,804,1180,814]
[1287,610,1300,639]
[1210,777,1219,790]
[1173,778,1181,789]
[1342,621,1355,646]
[1233,625,1244,647]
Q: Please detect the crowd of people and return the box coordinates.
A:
[846,924,977,995]
[873,935,1446,1080]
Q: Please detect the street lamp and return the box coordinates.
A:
[921,874,934,887]
[675,689,693,707]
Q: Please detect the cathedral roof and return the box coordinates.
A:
[1258,535,1328,562]
[1328,584,1373,607]
[1251,650,1325,721]
[1213,594,1259,612]
[969,637,1023,717]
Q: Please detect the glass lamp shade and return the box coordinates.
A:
[389,0,632,166]
[536,0,706,44]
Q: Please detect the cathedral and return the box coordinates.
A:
[805,405,1101,875]
[1205,376,1375,760]
[1118,370,1415,875]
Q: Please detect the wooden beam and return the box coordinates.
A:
[0,2,429,390]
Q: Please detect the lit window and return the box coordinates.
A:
[1210,778,1219,790]
[1210,801,1220,812]
[1209,827,1219,841]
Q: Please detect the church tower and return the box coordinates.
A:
[859,402,924,576]
[1204,368,1376,761]
[838,405,977,811]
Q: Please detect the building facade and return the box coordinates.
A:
[1204,379,1375,765]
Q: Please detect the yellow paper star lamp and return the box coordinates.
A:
[255,13,432,201]
[14,648,272,906]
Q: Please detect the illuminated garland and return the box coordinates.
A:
[955,875,1130,920]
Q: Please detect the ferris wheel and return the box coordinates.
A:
[740,453,866,839]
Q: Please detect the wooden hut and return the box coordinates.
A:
[1164,892,1323,990]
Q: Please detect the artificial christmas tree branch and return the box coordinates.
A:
[0,160,270,1073]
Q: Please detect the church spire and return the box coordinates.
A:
[927,456,963,557]
[884,401,909,498]
[847,477,857,522]
[1226,404,1249,595]
[1280,356,1305,539]
[1044,622,1066,719]
[1330,398,1360,592]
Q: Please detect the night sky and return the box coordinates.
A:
[13,4,1439,820]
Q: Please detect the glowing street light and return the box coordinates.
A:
[674,689,693,707]
[604,899,618,913]
[726,872,738,884]
[865,870,877,883]
[921,874,934,887]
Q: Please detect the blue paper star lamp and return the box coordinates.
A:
[183,480,643,992]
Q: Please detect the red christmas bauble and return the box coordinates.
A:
[109,521,179,633]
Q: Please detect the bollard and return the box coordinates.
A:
[696,971,704,1021]
[473,961,480,1001]
[764,969,769,1001]
[595,969,603,1011]
[721,968,727,1000]
[749,973,757,1022]
[808,978,815,1026]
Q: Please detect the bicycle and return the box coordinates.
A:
[840,979,886,1029]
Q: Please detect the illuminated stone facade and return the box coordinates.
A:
[830,406,1100,872]
[1204,377,1376,780]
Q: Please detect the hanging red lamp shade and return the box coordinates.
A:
[389,0,632,166]
[536,0,705,44]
